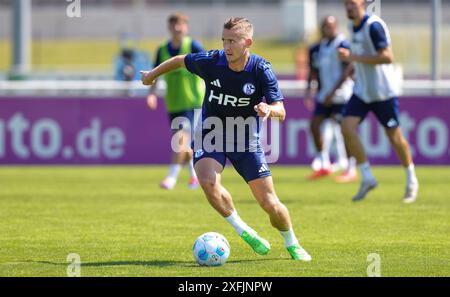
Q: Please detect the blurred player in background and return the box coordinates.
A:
[304,16,356,182]
[339,0,419,203]
[118,48,136,82]
[147,13,205,190]
[141,17,312,261]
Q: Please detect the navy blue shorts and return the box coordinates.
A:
[314,102,346,118]
[168,110,195,132]
[343,94,400,128]
[314,102,346,122]
[192,149,271,183]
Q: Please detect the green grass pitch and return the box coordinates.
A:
[0,166,449,277]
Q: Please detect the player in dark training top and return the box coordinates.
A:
[141,17,311,261]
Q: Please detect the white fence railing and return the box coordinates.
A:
[1,80,450,97]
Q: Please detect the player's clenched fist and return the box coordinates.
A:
[337,48,351,62]
[254,102,271,120]
[140,70,156,86]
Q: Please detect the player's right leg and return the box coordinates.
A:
[248,176,311,261]
[332,112,358,183]
[371,98,419,203]
[194,155,270,256]
[194,156,232,215]
[183,110,200,189]
[160,129,190,189]
[307,105,332,180]
[341,95,378,201]
[328,110,350,173]
[385,127,419,203]
[161,112,190,189]
[228,151,309,260]
[162,111,200,189]
[310,114,325,155]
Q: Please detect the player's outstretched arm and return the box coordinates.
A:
[140,54,187,85]
[323,62,355,107]
[338,47,393,65]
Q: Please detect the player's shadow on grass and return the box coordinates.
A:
[85,260,198,268]
[32,258,280,268]
[33,260,197,268]
[226,258,282,264]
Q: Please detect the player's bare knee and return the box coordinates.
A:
[260,195,281,214]
[198,174,219,191]
[386,129,404,146]
[387,134,397,146]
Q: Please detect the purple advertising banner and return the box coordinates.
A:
[0,96,449,165]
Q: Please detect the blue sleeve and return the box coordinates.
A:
[338,40,351,50]
[260,62,284,104]
[191,39,205,54]
[339,40,351,66]
[153,47,162,68]
[369,22,389,51]
[184,50,216,79]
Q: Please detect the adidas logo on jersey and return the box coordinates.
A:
[210,79,221,88]
[258,164,269,173]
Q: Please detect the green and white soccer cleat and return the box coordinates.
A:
[286,244,312,261]
[240,231,271,256]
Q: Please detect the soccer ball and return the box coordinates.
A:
[193,232,230,266]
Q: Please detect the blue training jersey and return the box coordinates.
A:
[184,50,284,151]
[184,50,283,119]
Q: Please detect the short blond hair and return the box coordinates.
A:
[223,17,254,38]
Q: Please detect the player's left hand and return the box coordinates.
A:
[140,71,156,86]
[338,48,352,62]
[254,102,271,120]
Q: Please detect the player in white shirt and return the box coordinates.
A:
[338,0,419,203]
[304,16,356,182]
